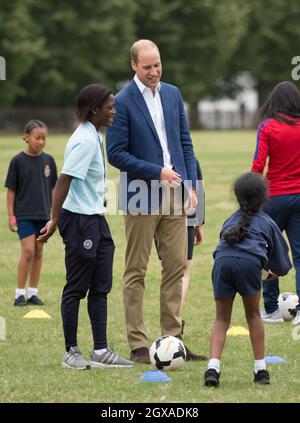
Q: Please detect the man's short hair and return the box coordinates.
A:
[130,39,159,63]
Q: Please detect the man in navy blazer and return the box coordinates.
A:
[107,39,207,362]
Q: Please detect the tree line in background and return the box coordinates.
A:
[1,0,300,127]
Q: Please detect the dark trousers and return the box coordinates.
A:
[263,194,300,313]
[58,210,114,351]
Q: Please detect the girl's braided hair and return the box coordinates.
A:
[223,172,267,246]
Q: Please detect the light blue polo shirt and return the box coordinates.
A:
[62,121,105,215]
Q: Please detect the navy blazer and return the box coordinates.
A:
[106,79,197,212]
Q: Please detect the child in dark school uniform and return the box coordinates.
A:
[5,120,57,306]
[204,172,291,387]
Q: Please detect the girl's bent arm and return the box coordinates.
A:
[37,174,73,242]
[6,189,17,231]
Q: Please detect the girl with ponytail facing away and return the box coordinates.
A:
[204,172,291,388]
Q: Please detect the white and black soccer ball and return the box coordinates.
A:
[278,292,299,321]
[150,335,186,371]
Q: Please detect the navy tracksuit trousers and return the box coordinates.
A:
[58,210,114,351]
[263,194,300,313]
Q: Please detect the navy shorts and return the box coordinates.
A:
[155,225,195,261]
[212,256,262,300]
[187,226,195,260]
[16,219,48,240]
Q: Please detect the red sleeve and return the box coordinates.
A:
[251,120,270,174]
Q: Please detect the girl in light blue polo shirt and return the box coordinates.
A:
[38,84,134,369]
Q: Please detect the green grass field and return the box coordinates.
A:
[0,131,299,403]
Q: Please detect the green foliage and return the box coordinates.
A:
[222,0,300,102]
[134,0,248,103]
[16,0,136,106]
[0,0,45,105]
[0,0,136,106]
[1,1,300,108]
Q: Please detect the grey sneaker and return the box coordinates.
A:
[262,308,284,323]
[62,346,91,370]
[89,347,134,368]
[292,311,300,325]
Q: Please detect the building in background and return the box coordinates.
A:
[197,88,258,130]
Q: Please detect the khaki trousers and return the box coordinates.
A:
[123,190,187,350]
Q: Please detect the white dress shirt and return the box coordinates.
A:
[134,74,173,169]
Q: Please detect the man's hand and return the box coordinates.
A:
[36,219,58,243]
[184,189,198,216]
[36,173,73,244]
[194,225,203,245]
[261,269,278,281]
[160,167,182,185]
[266,270,278,281]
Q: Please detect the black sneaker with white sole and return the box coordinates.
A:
[253,369,270,384]
[27,295,44,305]
[204,369,220,387]
[14,295,27,306]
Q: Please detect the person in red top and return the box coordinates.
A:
[251,81,300,325]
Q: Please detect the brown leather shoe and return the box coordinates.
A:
[130,347,151,364]
[184,345,209,361]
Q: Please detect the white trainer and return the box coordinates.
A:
[262,308,284,323]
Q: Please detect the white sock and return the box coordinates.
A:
[254,359,266,374]
[94,348,108,355]
[208,358,220,373]
[15,288,26,299]
[27,287,38,299]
